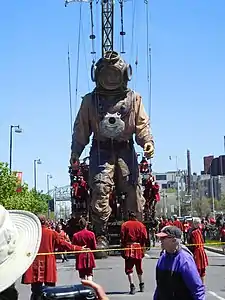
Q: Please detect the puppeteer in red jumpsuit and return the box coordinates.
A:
[22,215,84,300]
[120,211,148,295]
[72,218,97,281]
[187,218,208,284]
[70,51,154,236]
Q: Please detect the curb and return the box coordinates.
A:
[204,246,224,255]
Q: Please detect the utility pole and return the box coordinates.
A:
[161,190,167,216]
[187,149,193,215]
[211,176,215,219]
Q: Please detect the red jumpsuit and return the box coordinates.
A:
[173,220,183,231]
[57,230,70,251]
[121,220,148,275]
[72,228,97,278]
[152,183,160,202]
[188,227,208,277]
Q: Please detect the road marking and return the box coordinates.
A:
[107,292,153,297]
[208,291,225,300]
[205,250,224,257]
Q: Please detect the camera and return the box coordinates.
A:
[41,284,97,300]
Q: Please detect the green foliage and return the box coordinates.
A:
[0,162,18,200]
[0,162,48,214]
[192,198,211,217]
[166,188,176,193]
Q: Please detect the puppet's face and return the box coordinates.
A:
[95,51,132,91]
[98,65,122,90]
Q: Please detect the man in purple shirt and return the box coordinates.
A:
[154,226,205,300]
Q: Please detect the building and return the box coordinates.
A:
[203,156,214,174]
[198,154,225,201]
[198,174,225,201]
[153,171,186,191]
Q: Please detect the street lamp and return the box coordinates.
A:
[9,125,23,172]
[34,159,42,191]
[47,174,53,194]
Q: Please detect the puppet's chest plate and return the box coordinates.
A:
[97,94,133,139]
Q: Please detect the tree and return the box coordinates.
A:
[0,162,18,201]
[0,162,48,213]
[192,198,211,217]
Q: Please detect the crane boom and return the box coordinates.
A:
[101,0,114,56]
[65,0,114,56]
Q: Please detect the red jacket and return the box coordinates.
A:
[22,226,82,284]
[72,228,97,270]
[121,220,148,259]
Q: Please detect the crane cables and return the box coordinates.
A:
[74,2,82,117]
[67,45,73,135]
[129,0,136,90]
[81,12,91,91]
[145,0,151,119]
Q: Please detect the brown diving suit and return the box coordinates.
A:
[71,90,154,233]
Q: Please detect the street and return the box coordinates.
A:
[16,248,225,300]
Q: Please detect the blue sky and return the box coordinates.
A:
[0,0,225,193]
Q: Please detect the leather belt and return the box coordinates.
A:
[92,139,134,150]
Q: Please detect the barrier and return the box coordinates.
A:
[36,241,225,256]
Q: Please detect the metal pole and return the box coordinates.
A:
[175,157,181,217]
[34,160,37,191]
[211,176,215,218]
[9,126,13,173]
[47,175,50,218]
[47,175,50,194]
[162,190,166,216]
[54,188,57,220]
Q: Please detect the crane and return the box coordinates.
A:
[65,0,155,250]
[65,0,126,57]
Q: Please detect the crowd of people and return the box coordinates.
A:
[0,204,213,300]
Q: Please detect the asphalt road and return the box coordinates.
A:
[16,248,225,300]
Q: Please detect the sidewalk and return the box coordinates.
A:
[204,245,224,255]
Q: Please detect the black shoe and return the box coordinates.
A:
[129,284,136,295]
[139,282,144,292]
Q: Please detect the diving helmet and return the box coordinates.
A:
[91,51,132,91]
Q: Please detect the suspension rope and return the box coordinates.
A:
[130,0,136,63]
[134,45,138,91]
[148,45,152,118]
[67,45,73,135]
[130,0,136,89]
[75,2,82,115]
[81,13,90,91]
[145,0,151,118]
[144,0,153,170]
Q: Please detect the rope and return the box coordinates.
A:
[130,0,136,60]
[145,0,151,118]
[130,0,136,91]
[67,45,73,135]
[74,2,82,115]
[34,242,225,256]
[81,12,90,91]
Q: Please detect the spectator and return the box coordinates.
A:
[154,226,205,300]
[0,205,42,300]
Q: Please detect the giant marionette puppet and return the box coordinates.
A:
[70,51,154,236]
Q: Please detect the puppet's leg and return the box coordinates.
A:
[89,147,115,236]
[117,146,145,221]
